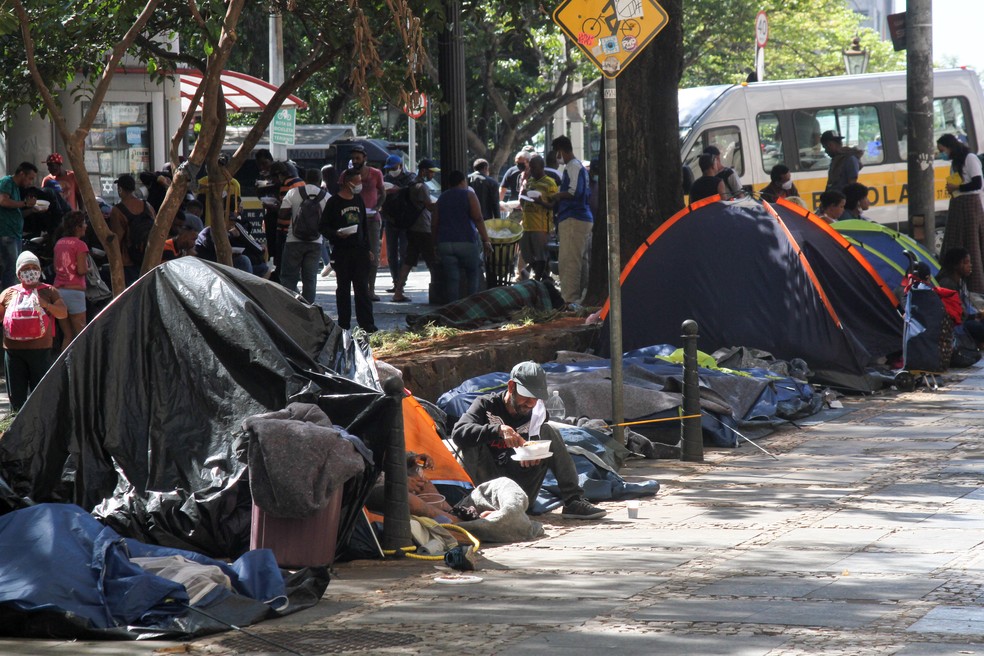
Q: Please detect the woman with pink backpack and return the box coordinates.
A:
[0,251,67,410]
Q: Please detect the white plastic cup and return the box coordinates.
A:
[627,500,640,519]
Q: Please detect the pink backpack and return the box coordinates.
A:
[4,284,54,341]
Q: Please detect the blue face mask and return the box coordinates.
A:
[940,152,951,161]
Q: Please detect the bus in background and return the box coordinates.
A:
[679,68,984,250]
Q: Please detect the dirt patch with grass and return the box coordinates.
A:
[376,316,601,402]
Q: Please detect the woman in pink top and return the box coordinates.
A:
[52,211,89,351]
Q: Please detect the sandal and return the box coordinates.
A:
[392,294,412,302]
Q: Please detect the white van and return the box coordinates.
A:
[679,68,984,237]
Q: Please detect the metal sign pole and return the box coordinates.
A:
[604,77,625,446]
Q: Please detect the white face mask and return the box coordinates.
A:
[18,269,41,285]
[781,179,793,190]
[386,169,401,178]
[351,184,363,194]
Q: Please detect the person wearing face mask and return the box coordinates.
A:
[320,168,377,333]
[381,155,414,290]
[760,164,799,203]
[451,361,606,519]
[0,251,67,410]
[339,144,385,300]
[938,133,984,293]
[499,149,533,204]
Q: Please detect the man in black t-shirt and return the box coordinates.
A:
[689,153,726,203]
[451,361,606,519]
[320,168,376,333]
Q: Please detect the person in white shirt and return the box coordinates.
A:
[279,168,328,303]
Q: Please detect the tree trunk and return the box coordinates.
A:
[584,1,683,306]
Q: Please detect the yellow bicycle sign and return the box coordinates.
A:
[553,0,669,78]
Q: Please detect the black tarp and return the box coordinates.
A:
[599,197,903,391]
[0,258,395,562]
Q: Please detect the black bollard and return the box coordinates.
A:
[381,377,413,551]
[681,320,704,462]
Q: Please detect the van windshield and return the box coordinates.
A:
[678,84,733,140]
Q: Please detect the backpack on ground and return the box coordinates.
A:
[294,187,326,241]
[382,185,423,230]
[117,201,155,264]
[3,285,54,341]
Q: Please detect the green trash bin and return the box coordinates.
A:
[484,219,523,287]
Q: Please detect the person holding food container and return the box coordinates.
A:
[451,361,606,519]
[320,168,377,333]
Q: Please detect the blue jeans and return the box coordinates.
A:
[438,241,482,303]
[232,254,253,273]
[280,240,321,303]
[0,236,22,289]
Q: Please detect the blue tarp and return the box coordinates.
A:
[533,424,661,513]
[0,504,295,639]
[438,349,819,448]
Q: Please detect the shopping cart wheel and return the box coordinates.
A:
[893,370,916,392]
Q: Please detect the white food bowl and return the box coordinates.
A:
[514,440,551,459]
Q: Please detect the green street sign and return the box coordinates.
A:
[271,108,296,145]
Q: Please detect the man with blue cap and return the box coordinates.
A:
[452,360,606,519]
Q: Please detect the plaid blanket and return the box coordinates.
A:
[406,280,559,330]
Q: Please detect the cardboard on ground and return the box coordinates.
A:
[553,0,669,78]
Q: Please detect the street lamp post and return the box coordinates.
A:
[843,36,870,76]
[378,105,403,140]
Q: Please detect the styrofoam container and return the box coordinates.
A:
[514,440,551,459]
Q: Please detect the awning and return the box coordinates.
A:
[179,69,307,114]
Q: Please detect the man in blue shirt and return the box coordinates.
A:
[551,135,593,305]
[0,162,39,288]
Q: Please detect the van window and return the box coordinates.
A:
[895,97,972,160]
[757,113,783,172]
[683,126,744,182]
[794,105,883,171]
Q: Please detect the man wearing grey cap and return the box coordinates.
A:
[451,361,606,519]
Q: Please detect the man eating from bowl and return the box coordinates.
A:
[451,361,606,519]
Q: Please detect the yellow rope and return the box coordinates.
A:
[380,523,481,560]
[608,414,702,428]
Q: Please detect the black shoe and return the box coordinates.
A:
[561,496,606,520]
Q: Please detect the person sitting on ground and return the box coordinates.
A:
[937,247,984,346]
[365,452,477,525]
[162,227,199,263]
[760,164,799,203]
[842,182,871,220]
[816,189,846,224]
[194,218,267,276]
[451,361,606,520]
[181,199,205,232]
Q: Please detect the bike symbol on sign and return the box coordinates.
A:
[579,0,641,47]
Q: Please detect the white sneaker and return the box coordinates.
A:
[320,265,333,277]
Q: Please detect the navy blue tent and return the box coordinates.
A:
[600,197,904,391]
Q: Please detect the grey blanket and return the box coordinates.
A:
[456,478,544,543]
[243,402,366,519]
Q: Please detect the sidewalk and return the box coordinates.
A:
[312,265,438,333]
[4,362,984,654]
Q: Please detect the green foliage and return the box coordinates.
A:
[682,0,905,87]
